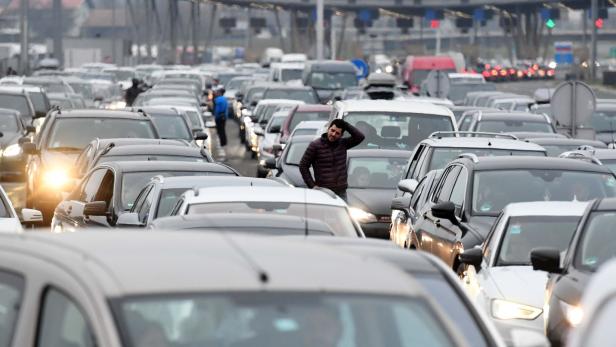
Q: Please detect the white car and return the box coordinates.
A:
[460,201,588,346]
[246,99,304,155]
[567,258,616,347]
[0,184,42,232]
[448,72,486,84]
[169,186,365,237]
[289,120,327,140]
[257,111,289,176]
[268,62,305,84]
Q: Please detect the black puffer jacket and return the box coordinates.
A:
[299,122,364,193]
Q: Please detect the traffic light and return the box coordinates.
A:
[595,18,604,29]
[546,18,556,29]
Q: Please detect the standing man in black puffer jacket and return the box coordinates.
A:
[299,119,365,201]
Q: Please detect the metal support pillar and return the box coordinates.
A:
[336,14,347,60]
[126,0,140,63]
[205,3,217,52]
[316,0,324,60]
[111,0,117,64]
[274,9,285,52]
[153,0,164,64]
[145,0,152,61]
[169,0,178,64]
[52,0,62,68]
[191,1,200,65]
[591,0,598,81]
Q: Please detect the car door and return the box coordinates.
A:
[432,165,464,265]
[56,168,108,231]
[84,170,115,228]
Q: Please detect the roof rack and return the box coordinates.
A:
[559,151,603,165]
[458,153,479,163]
[429,131,518,140]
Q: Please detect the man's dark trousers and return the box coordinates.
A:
[216,117,227,147]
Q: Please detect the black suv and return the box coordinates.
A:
[412,155,616,272]
[531,198,616,347]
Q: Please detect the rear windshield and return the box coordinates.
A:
[0,94,30,116]
[0,114,19,133]
[264,90,317,104]
[149,114,192,141]
[428,148,545,171]
[476,120,553,133]
[289,112,330,132]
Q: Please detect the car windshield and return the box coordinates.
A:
[187,202,358,237]
[149,114,192,141]
[592,110,616,133]
[0,94,30,116]
[281,69,303,81]
[115,292,456,347]
[428,148,544,171]
[496,215,581,266]
[184,111,202,128]
[0,114,19,132]
[264,90,316,104]
[122,171,233,210]
[476,120,553,133]
[46,118,156,150]
[156,188,192,219]
[309,71,357,90]
[226,79,247,90]
[40,82,69,93]
[50,98,72,109]
[575,211,616,272]
[289,112,330,132]
[601,159,616,174]
[472,170,616,215]
[345,112,454,150]
[448,83,495,102]
[146,98,198,108]
[285,142,310,165]
[348,157,408,189]
[413,274,488,347]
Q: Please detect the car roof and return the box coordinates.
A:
[502,201,589,217]
[264,85,314,91]
[52,109,151,120]
[455,155,614,173]
[0,232,421,296]
[526,138,608,147]
[347,149,411,158]
[421,136,546,151]
[295,104,332,112]
[595,197,616,210]
[477,112,550,122]
[336,100,452,117]
[137,106,181,116]
[102,145,206,157]
[294,120,327,129]
[101,161,236,174]
[158,176,282,189]
[185,186,346,206]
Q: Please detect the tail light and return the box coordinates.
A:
[491,70,498,76]
[482,71,490,78]
[500,70,507,77]
[547,69,555,76]
[508,68,516,75]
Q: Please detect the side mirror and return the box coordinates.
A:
[397,179,419,194]
[269,125,281,134]
[83,201,108,216]
[21,208,43,223]
[530,248,562,274]
[264,157,277,169]
[21,142,39,155]
[459,247,483,271]
[25,125,36,134]
[254,127,265,136]
[116,212,144,227]
[390,196,411,217]
[193,131,208,141]
[431,201,458,224]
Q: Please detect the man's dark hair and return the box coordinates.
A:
[329,119,346,130]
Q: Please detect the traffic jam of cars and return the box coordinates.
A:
[0,55,615,347]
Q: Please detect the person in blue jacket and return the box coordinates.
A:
[213,88,229,147]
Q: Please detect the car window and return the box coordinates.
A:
[0,113,19,132]
[483,213,504,260]
[459,115,473,131]
[410,177,428,211]
[149,114,192,141]
[137,185,156,224]
[348,157,407,189]
[93,171,114,208]
[476,120,553,133]
[131,184,153,214]
[79,169,108,203]
[427,148,544,172]
[575,211,616,272]
[0,271,24,346]
[289,112,329,132]
[407,145,425,179]
[36,288,96,347]
[285,142,310,165]
[0,94,30,116]
[436,166,461,203]
[449,168,468,208]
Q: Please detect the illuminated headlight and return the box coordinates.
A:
[107,101,127,110]
[2,143,22,157]
[375,68,382,73]
[349,207,377,223]
[385,65,394,73]
[548,61,557,69]
[43,169,70,189]
[561,301,583,327]
[491,299,542,320]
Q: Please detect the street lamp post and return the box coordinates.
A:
[316,0,324,60]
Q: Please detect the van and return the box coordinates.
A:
[402,56,457,95]
[303,60,358,103]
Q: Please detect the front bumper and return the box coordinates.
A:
[491,315,544,347]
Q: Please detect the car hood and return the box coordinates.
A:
[489,266,547,309]
[347,188,396,216]
[0,132,22,147]
[42,149,80,169]
[279,165,307,187]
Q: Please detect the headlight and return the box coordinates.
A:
[561,301,583,327]
[3,143,22,157]
[491,299,542,320]
[349,207,377,223]
[43,169,70,189]
[385,65,394,73]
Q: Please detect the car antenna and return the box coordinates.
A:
[220,232,269,284]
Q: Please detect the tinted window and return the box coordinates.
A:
[149,114,192,141]
[437,166,461,203]
[449,168,468,207]
[47,118,157,150]
[0,94,30,116]
[155,188,190,219]
[428,148,544,171]
[542,145,585,157]
[473,170,616,215]
[37,289,96,347]
[0,113,19,132]
[476,120,553,133]
[0,271,24,346]
[459,116,473,131]
[292,128,318,137]
[289,112,330,132]
[185,111,201,128]
[80,169,107,203]
[267,115,287,132]
[348,157,407,189]
[345,112,454,150]
[280,69,303,82]
[28,92,47,113]
[308,71,357,89]
[137,185,155,223]
[117,292,456,347]
[497,215,580,266]
[591,110,616,132]
[576,211,616,272]
[285,142,310,165]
